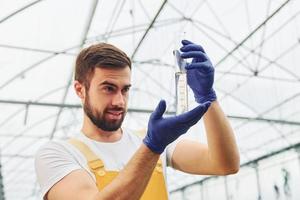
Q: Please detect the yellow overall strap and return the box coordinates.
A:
[69,138,168,199]
[68,138,106,176]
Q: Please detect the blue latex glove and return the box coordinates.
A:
[143,100,210,154]
[180,40,217,104]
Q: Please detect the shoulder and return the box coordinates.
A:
[35,140,78,164]
[36,140,68,154]
[35,139,93,172]
[34,140,87,198]
[34,140,80,176]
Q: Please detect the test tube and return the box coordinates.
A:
[173,50,188,114]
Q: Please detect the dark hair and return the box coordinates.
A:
[74,43,131,89]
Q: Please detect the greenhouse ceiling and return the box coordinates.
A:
[0,0,299,199]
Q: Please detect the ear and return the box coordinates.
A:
[74,80,85,100]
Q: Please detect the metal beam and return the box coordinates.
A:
[0,153,5,200]
[1,99,300,126]
[0,17,182,91]
[0,18,182,57]
[0,0,43,24]
[49,0,99,140]
[0,99,175,114]
[227,115,300,126]
[170,142,300,193]
[0,44,76,56]
[215,0,291,67]
[131,0,168,59]
[1,154,34,159]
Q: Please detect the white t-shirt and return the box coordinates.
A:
[34,129,177,199]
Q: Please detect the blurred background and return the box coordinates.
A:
[0,0,300,199]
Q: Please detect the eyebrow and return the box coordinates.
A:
[99,81,131,88]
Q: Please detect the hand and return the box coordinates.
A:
[143,100,210,154]
[180,40,217,104]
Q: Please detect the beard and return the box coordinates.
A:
[83,94,126,132]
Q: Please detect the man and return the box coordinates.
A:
[35,40,240,200]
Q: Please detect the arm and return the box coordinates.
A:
[172,101,240,175]
[171,40,240,175]
[47,144,159,200]
[203,101,239,173]
[46,99,209,200]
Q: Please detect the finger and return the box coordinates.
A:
[181,51,209,61]
[151,100,166,120]
[186,61,214,72]
[180,44,205,53]
[176,103,210,126]
[181,39,193,45]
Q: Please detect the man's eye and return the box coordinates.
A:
[122,87,130,93]
[104,86,115,92]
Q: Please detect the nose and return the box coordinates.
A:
[112,91,125,107]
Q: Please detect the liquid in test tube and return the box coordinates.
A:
[173,50,188,115]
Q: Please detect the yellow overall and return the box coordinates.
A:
[69,138,168,200]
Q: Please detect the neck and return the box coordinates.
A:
[81,115,123,143]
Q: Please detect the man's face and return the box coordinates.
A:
[83,67,131,132]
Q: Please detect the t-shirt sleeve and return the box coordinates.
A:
[34,141,82,199]
[166,139,182,167]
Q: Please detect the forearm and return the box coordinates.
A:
[204,101,240,173]
[94,143,160,200]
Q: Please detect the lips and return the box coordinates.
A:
[106,110,124,120]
